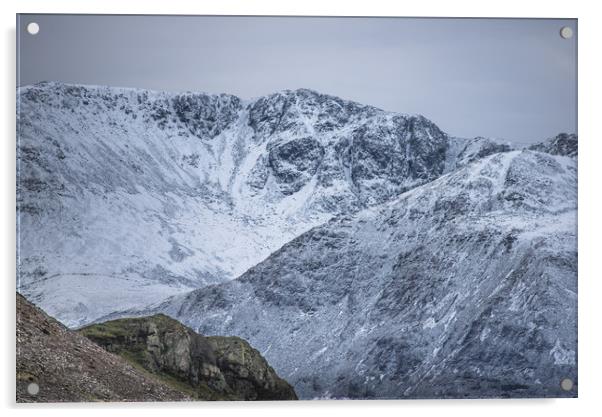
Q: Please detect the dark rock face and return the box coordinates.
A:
[16,293,190,402]
[267,137,325,194]
[247,89,379,137]
[246,89,450,206]
[529,133,578,158]
[342,115,448,204]
[454,136,513,167]
[208,336,298,400]
[79,315,297,400]
[172,93,242,139]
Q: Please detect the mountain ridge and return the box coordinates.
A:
[18,81,520,327]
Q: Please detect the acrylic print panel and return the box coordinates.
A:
[16,14,577,402]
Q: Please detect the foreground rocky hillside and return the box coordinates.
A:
[17,82,511,326]
[129,150,577,399]
[16,293,190,402]
[17,293,295,402]
[79,315,297,400]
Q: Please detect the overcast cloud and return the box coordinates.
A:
[17,15,577,144]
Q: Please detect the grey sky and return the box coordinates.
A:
[17,15,576,144]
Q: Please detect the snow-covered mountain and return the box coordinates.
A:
[17,82,509,327]
[120,149,577,399]
[17,81,577,399]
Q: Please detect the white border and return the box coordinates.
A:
[2,1,601,416]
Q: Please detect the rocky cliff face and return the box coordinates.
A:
[16,293,190,402]
[136,150,577,399]
[17,82,485,326]
[529,133,577,158]
[79,315,297,400]
[446,136,514,170]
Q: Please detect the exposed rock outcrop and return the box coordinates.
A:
[78,315,297,400]
[529,133,577,158]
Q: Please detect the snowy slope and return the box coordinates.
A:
[17,82,492,327]
[126,150,577,399]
